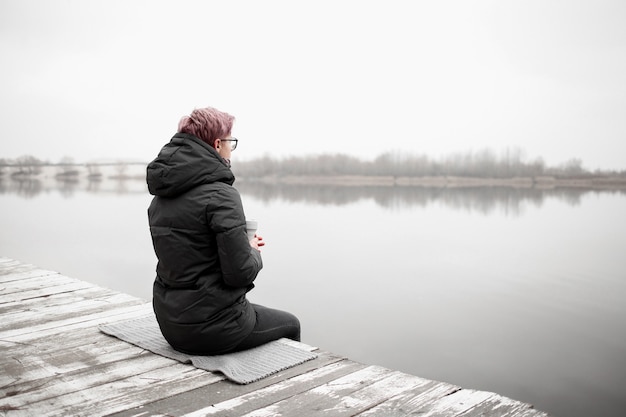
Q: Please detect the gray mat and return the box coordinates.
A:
[99,314,317,384]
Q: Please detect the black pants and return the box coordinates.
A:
[233,303,301,351]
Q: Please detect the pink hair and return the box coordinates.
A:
[178,107,235,146]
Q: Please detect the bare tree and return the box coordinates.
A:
[115,162,128,178]
[86,163,103,179]
[14,155,43,176]
[57,156,79,177]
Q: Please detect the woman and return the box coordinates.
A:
[146,106,300,355]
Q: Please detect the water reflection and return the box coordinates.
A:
[234,180,626,216]
[0,176,147,198]
[1,174,625,417]
[2,174,625,216]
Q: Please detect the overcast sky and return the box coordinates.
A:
[1,0,625,169]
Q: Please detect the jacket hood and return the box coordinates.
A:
[147,132,234,197]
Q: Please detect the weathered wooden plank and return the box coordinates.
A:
[0,275,74,300]
[0,272,71,290]
[181,365,401,417]
[0,318,130,357]
[0,265,38,278]
[0,292,143,333]
[108,352,356,417]
[1,335,145,392]
[0,352,192,412]
[0,259,47,277]
[0,285,119,316]
[381,388,518,417]
[248,369,439,417]
[0,287,140,317]
[505,409,550,417]
[0,257,22,265]
[0,269,64,288]
[1,348,151,403]
[8,362,225,417]
[175,359,367,417]
[356,386,551,417]
[0,302,152,343]
[354,382,461,416]
[455,392,549,417]
[0,268,59,282]
[0,297,148,338]
[0,280,97,304]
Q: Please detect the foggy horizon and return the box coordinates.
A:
[2,1,625,171]
[2,146,625,173]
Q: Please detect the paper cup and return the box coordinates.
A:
[246,219,258,240]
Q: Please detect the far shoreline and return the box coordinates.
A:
[2,163,626,190]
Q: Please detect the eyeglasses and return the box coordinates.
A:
[221,138,238,151]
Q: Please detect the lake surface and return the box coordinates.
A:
[2,177,625,417]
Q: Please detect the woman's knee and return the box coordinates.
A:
[253,304,301,341]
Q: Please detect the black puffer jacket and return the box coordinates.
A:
[146,132,261,355]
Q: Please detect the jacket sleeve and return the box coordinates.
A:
[207,187,262,288]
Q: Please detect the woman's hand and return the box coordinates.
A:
[250,234,265,251]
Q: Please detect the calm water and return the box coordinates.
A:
[2,177,625,417]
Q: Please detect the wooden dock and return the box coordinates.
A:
[0,258,550,416]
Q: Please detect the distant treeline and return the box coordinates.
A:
[0,155,144,177]
[2,149,625,179]
[234,149,625,179]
